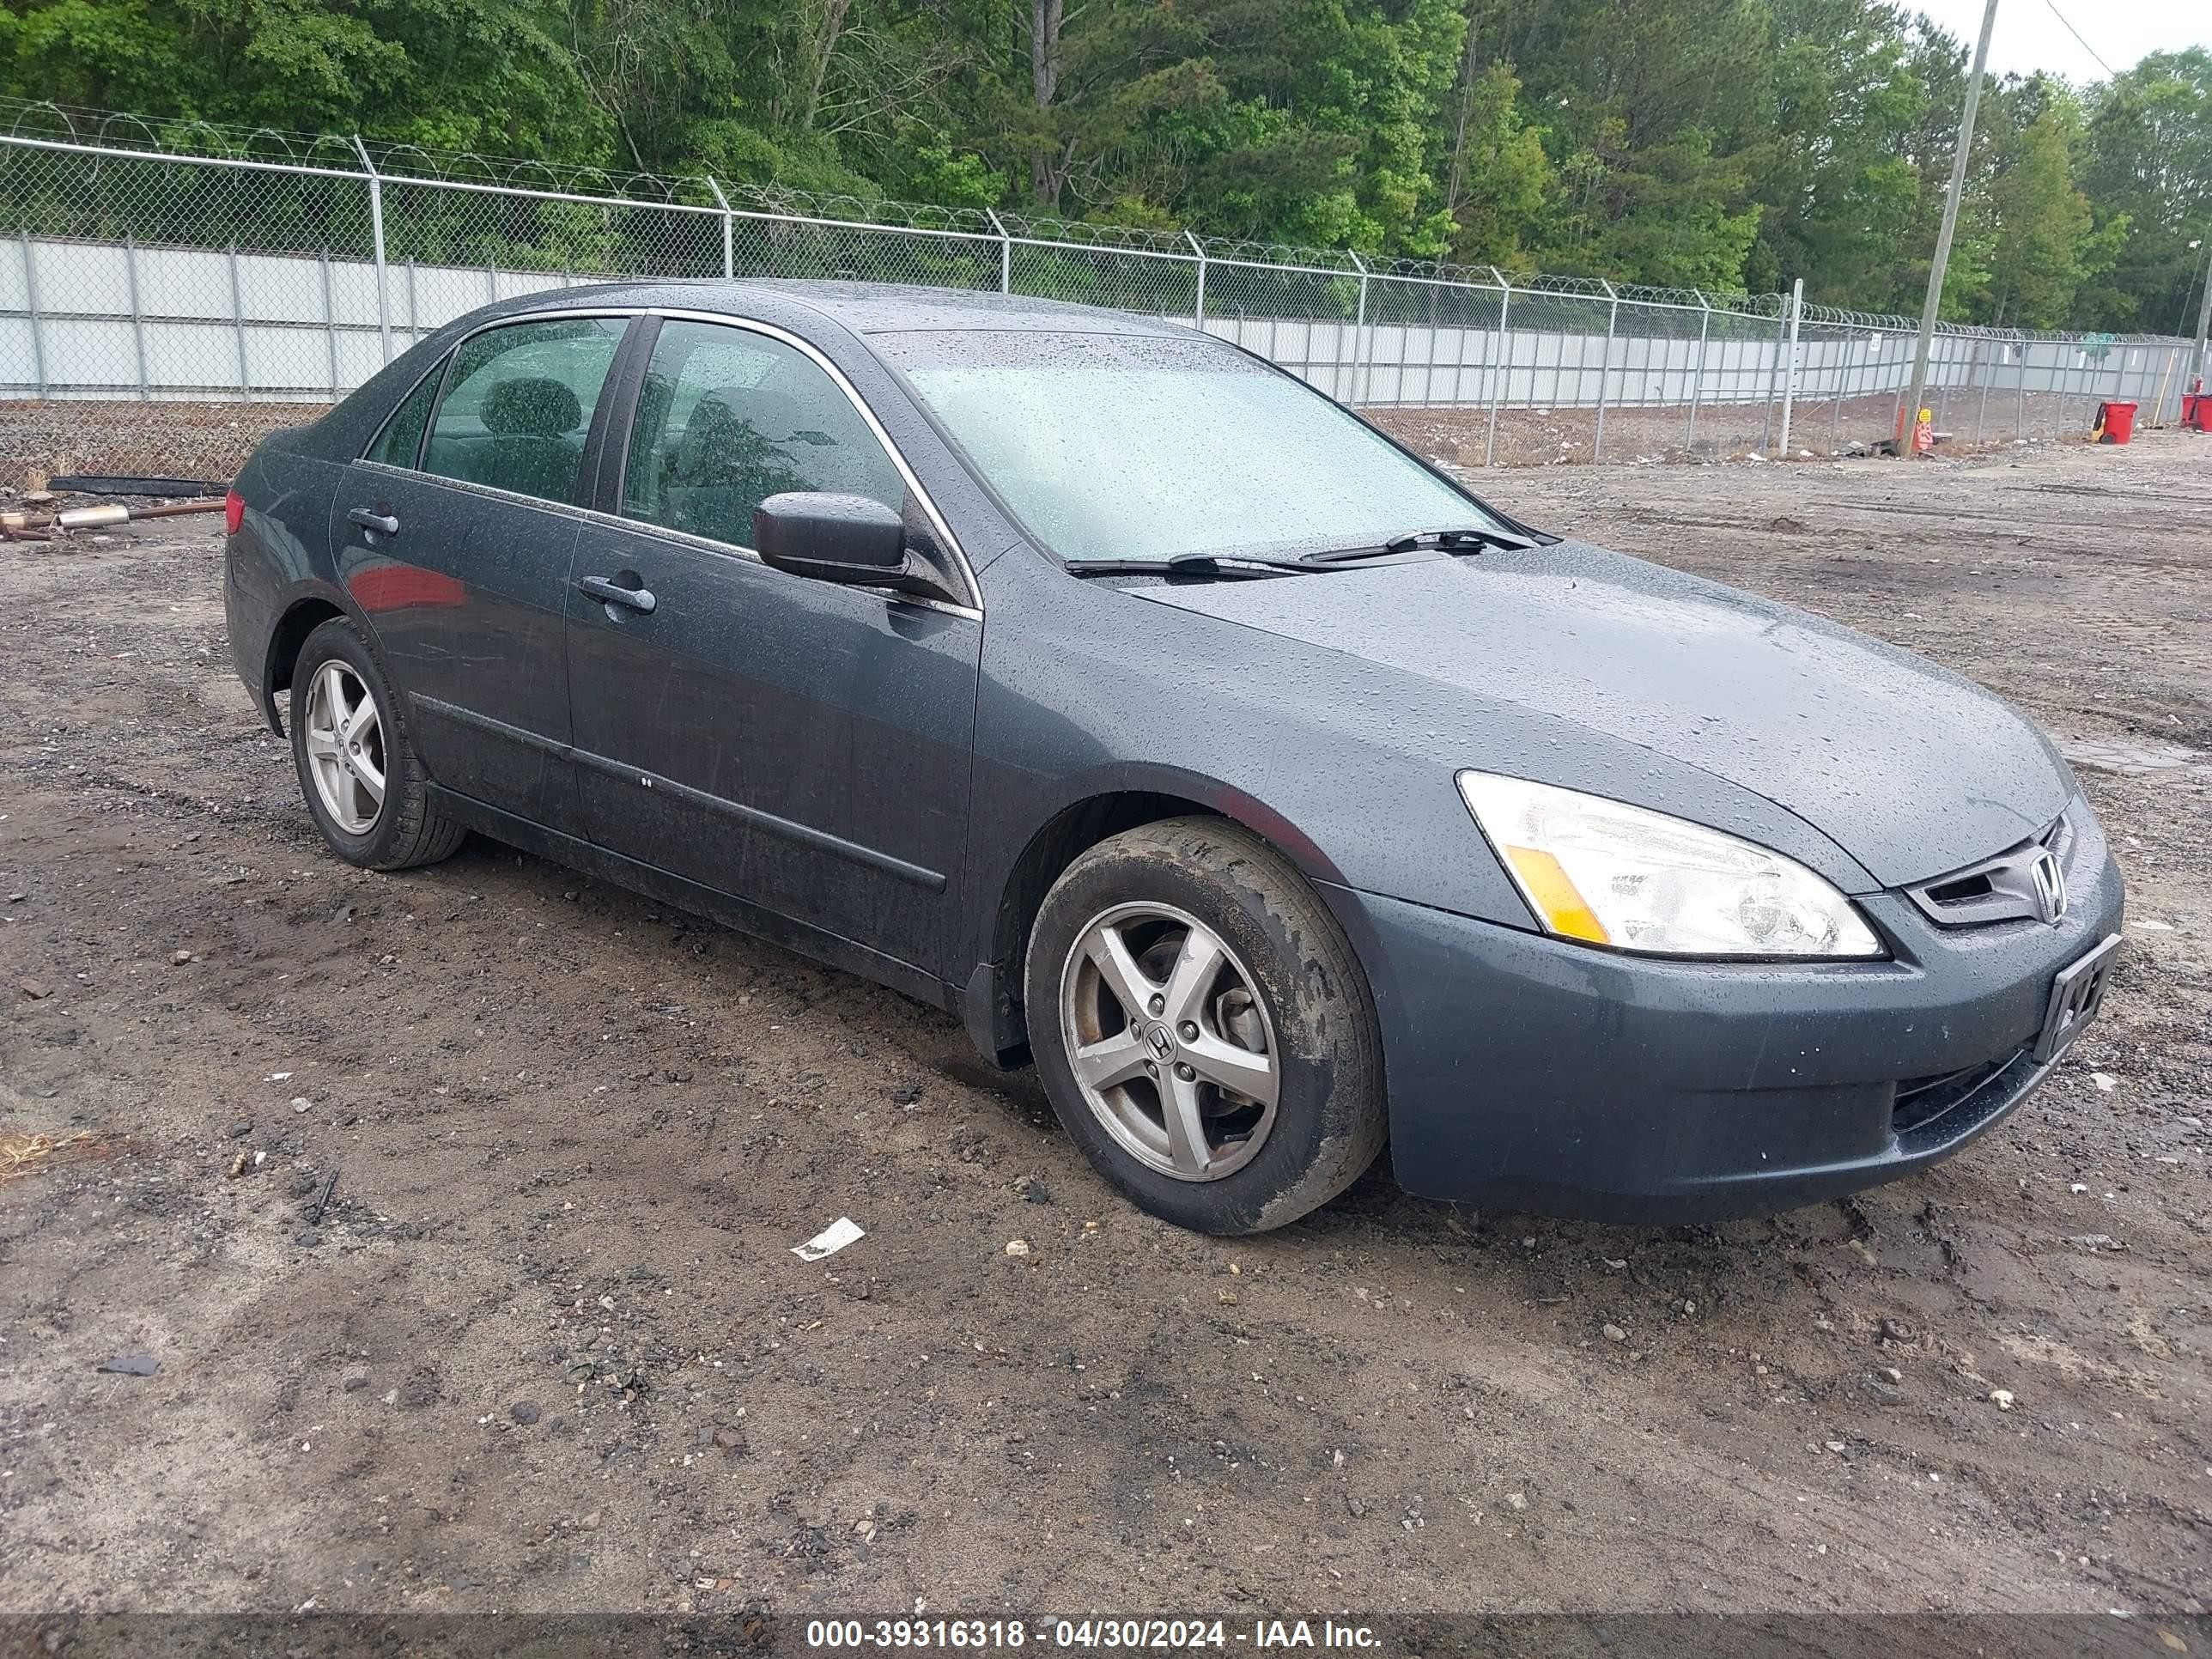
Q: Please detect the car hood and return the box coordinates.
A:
[1128,542,2073,889]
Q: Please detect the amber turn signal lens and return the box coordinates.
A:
[1499,844,1610,944]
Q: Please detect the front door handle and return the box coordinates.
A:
[347,506,400,538]
[578,574,658,615]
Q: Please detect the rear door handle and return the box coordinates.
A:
[347,506,400,538]
[578,574,657,615]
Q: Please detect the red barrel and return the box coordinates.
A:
[2183,393,2212,433]
[2094,401,2137,444]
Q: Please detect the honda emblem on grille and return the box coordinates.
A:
[2027,848,2068,924]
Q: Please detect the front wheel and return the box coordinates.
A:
[1024,817,1387,1234]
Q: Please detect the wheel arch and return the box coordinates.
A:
[257,582,368,733]
[960,778,1344,1066]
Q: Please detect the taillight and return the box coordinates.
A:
[223,489,246,536]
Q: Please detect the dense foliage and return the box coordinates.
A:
[2,0,2206,329]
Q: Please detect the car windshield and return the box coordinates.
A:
[874,330,1503,565]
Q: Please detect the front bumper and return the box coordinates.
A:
[1322,801,2124,1223]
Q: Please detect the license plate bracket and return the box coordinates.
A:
[2033,933,2122,1065]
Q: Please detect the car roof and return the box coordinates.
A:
[515,278,1194,338]
[313,278,1210,463]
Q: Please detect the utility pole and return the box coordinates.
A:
[1899,0,1999,456]
[2192,235,2212,390]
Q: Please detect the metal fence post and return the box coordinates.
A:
[19,229,46,397]
[703,175,735,277]
[1973,331,1992,443]
[350,135,392,363]
[1777,278,1804,455]
[1485,270,1510,467]
[1828,331,1845,455]
[1686,291,1711,451]
[319,248,339,398]
[124,233,149,401]
[1593,281,1619,462]
[1184,231,1207,326]
[1761,296,1790,455]
[986,210,1012,295]
[1447,289,1472,406]
[228,241,251,396]
[1347,252,1369,405]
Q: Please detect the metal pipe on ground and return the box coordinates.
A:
[0,498,227,532]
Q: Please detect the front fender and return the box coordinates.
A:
[1011,759,1348,885]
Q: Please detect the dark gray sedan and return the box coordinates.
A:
[223,281,2124,1234]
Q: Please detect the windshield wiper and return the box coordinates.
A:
[1376,526,1535,555]
[1283,526,1534,567]
[1061,552,1322,580]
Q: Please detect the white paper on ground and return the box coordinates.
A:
[792,1217,866,1261]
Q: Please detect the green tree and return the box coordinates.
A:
[1753,0,1929,305]
[0,0,601,158]
[1437,61,1551,269]
[2075,48,2212,333]
[1987,96,2099,326]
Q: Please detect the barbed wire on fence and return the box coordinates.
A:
[0,95,2199,483]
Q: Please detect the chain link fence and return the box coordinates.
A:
[1,100,2199,487]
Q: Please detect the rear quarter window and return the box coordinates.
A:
[421,318,627,505]
[363,365,442,469]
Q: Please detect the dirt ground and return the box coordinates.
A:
[2,432,2209,1625]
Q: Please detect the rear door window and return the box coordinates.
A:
[620,319,903,549]
[422,317,627,505]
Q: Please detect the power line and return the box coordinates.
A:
[2043,0,2115,78]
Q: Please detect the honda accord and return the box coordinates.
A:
[223,282,2124,1233]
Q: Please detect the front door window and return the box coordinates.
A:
[621,320,904,549]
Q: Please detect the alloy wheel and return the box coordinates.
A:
[1057,901,1279,1182]
[302,660,386,836]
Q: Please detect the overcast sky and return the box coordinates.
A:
[1907,0,2206,82]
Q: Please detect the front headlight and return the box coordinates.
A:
[1456,771,1885,959]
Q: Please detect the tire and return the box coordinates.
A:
[1024,816,1387,1234]
[288,617,466,872]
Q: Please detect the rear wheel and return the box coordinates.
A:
[1024,817,1386,1234]
[289,617,465,871]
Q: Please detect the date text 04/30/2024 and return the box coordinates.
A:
[804,1619,1382,1649]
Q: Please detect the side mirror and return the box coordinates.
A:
[755,491,908,585]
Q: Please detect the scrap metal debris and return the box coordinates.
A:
[2,497,226,536]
